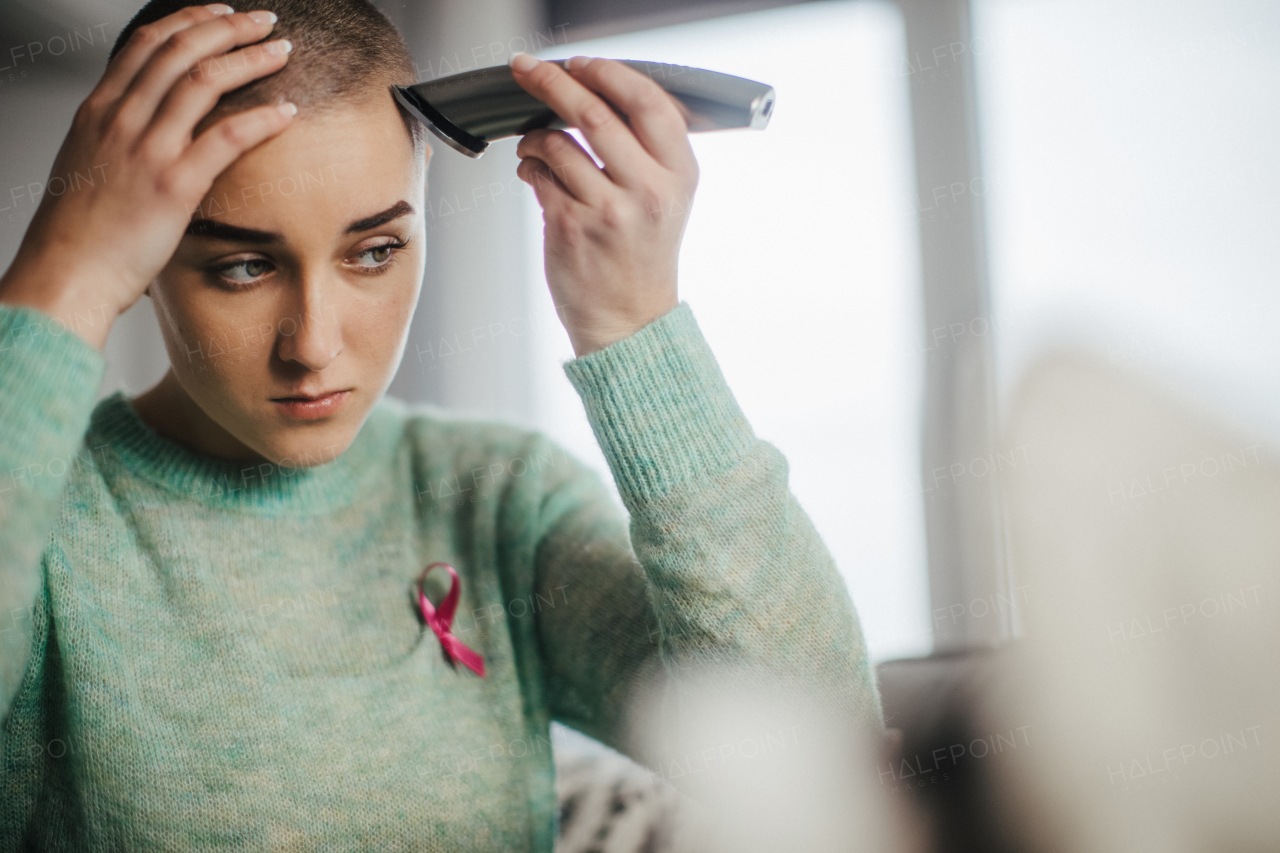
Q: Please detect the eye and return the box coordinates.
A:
[210,257,274,288]
[349,238,409,273]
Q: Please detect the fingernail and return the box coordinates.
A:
[509,52,538,74]
[567,55,590,71]
[266,38,292,54]
[248,10,278,24]
[205,4,234,14]
[277,102,297,116]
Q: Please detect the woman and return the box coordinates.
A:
[0,0,882,847]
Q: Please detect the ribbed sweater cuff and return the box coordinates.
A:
[562,301,756,508]
[0,304,106,498]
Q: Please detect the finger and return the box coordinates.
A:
[509,55,652,189]
[175,102,296,201]
[515,129,610,207]
[96,4,233,106]
[150,37,293,150]
[564,57,698,176]
[517,156,584,221]
[112,11,281,140]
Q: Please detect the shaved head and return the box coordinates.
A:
[108,0,427,154]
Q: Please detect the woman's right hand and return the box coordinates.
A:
[0,3,297,351]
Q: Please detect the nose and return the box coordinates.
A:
[276,274,343,371]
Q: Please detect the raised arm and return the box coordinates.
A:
[0,309,106,710]
[0,4,301,711]
[528,303,883,773]
[504,54,883,788]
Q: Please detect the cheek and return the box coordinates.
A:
[157,290,277,389]
[351,273,422,351]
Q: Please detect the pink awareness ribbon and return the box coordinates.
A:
[417,562,486,677]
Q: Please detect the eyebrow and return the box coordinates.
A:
[185,200,415,242]
[185,219,277,243]
[345,200,415,234]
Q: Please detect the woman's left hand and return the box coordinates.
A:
[509,54,699,357]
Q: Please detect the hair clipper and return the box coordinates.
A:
[391,59,775,159]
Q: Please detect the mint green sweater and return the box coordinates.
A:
[0,299,881,850]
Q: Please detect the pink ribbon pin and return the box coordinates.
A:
[417,562,486,677]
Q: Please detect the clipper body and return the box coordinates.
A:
[392,59,775,158]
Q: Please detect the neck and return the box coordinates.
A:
[131,370,271,465]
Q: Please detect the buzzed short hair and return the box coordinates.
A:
[108,0,428,155]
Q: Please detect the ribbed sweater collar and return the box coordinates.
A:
[86,390,405,516]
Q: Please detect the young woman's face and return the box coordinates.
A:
[148,90,430,467]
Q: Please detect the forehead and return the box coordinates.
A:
[194,93,423,231]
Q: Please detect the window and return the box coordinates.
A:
[525,0,932,663]
[973,0,1280,446]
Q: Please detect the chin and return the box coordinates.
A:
[246,408,360,469]
[246,390,369,468]
[259,428,357,470]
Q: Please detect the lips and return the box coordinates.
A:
[271,388,353,420]
[271,389,349,402]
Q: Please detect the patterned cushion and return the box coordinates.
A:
[554,749,693,853]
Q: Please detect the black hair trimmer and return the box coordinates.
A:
[391,59,775,158]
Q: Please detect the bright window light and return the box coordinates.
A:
[974,0,1280,448]
[524,0,930,663]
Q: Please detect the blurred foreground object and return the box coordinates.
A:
[979,351,1280,853]
[618,664,912,853]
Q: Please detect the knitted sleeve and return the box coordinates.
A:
[0,305,106,713]
[528,302,883,771]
